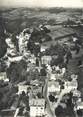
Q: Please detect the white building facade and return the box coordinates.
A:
[29,98,45,117]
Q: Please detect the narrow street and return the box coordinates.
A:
[43,78,56,117]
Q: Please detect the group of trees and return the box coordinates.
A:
[0,16,8,59]
[6,59,27,83]
[29,27,51,43]
[26,66,47,82]
[27,68,40,81]
[45,43,66,56]
[6,58,47,83]
[44,43,67,66]
[55,92,74,117]
[27,41,40,56]
[0,37,7,59]
[27,26,51,56]
[0,81,18,110]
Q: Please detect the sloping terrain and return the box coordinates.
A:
[0,7,82,33]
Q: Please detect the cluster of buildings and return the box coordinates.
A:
[0,21,83,117]
[16,78,46,117]
[45,63,83,116]
[16,28,31,54]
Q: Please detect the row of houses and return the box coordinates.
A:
[47,74,78,94]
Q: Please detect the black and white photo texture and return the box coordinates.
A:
[0,0,83,117]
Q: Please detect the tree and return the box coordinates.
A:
[37,92,42,98]
[66,92,73,107]
[40,68,47,76]
[44,34,52,42]
[45,43,66,57]
[27,68,40,81]
[77,110,82,116]
[49,95,55,102]
[33,44,40,57]
[30,28,42,43]
[55,105,64,116]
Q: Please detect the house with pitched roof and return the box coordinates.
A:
[65,79,78,91]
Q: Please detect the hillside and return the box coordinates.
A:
[0,7,82,34]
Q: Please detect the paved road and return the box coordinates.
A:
[43,77,56,117]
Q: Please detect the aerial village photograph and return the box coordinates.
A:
[0,0,83,117]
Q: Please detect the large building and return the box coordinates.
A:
[29,98,45,117]
[48,80,60,94]
[17,84,29,94]
[0,72,9,82]
[41,55,52,65]
[65,79,78,91]
[41,26,76,49]
[48,27,75,41]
